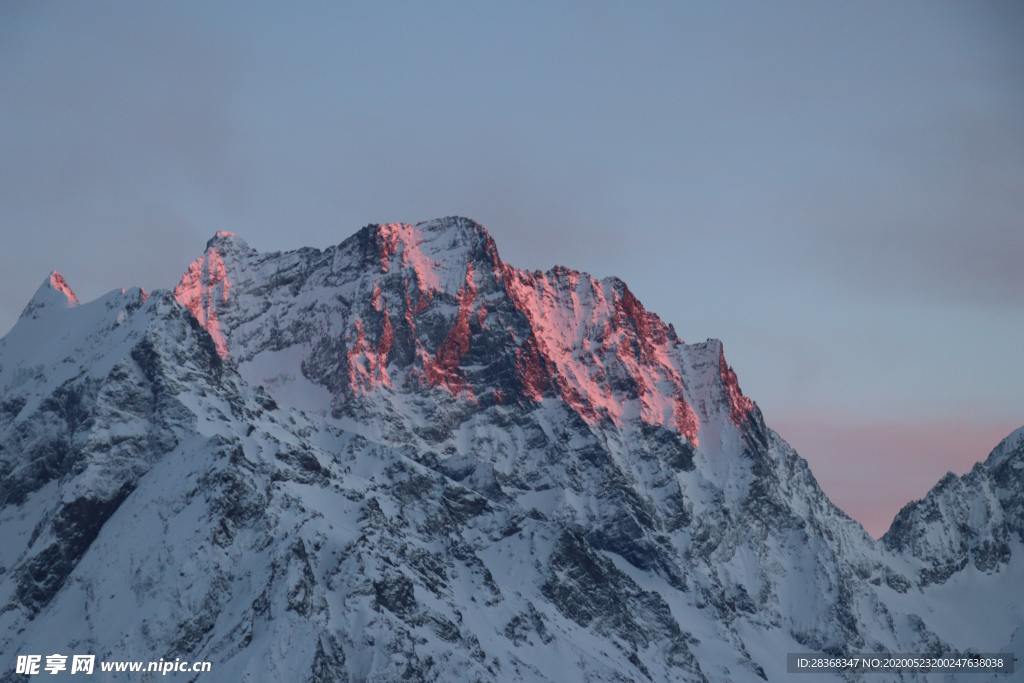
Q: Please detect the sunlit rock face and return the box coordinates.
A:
[173,232,234,359]
[171,218,721,445]
[0,217,1020,683]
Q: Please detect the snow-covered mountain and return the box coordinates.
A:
[1,217,1020,682]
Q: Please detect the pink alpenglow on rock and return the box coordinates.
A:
[423,263,478,396]
[500,263,701,444]
[347,317,394,394]
[168,221,708,448]
[719,346,754,425]
[48,271,79,305]
[173,247,232,359]
[376,222,442,292]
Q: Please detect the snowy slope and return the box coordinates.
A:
[0,218,1019,682]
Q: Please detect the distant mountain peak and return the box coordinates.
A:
[986,425,1024,469]
[204,229,251,253]
[18,270,79,320]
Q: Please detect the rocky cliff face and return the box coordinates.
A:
[1,217,1020,682]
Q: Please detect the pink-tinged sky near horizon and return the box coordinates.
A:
[1,1,1021,535]
[773,417,1022,537]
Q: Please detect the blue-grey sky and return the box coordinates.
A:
[1,1,1021,535]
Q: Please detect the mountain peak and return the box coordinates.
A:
[18,270,80,320]
[205,229,250,252]
[362,217,503,294]
[414,215,493,239]
[986,425,1024,469]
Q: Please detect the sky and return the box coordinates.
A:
[1,0,1021,536]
